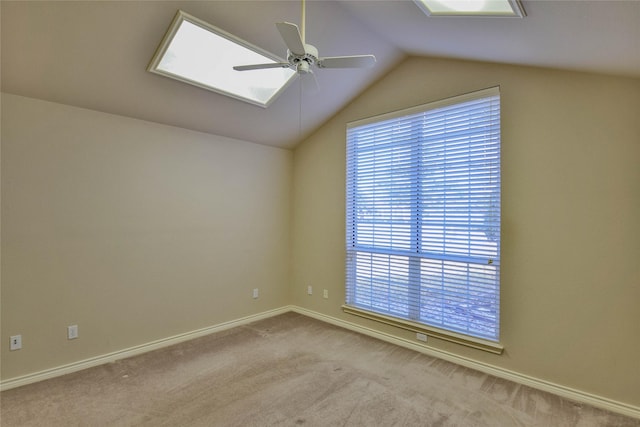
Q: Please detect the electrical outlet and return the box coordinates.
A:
[307,285,313,295]
[323,289,329,299]
[67,325,79,340]
[252,288,259,299]
[10,335,22,351]
[416,332,428,342]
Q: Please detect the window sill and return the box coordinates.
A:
[342,305,504,355]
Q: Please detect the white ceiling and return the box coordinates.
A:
[2,1,639,149]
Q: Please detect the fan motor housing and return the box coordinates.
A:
[288,44,318,74]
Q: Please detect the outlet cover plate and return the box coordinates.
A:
[68,325,79,340]
[10,335,22,350]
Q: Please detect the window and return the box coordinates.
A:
[345,87,501,351]
[413,0,526,17]
[148,10,296,107]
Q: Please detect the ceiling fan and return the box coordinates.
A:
[233,0,376,78]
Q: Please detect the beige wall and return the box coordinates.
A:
[1,94,292,379]
[291,57,640,407]
[2,56,640,409]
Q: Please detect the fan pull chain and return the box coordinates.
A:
[299,77,303,140]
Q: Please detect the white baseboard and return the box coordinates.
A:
[2,305,638,420]
[290,306,640,420]
[0,306,290,392]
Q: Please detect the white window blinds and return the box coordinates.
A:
[346,87,501,342]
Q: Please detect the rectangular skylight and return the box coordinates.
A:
[413,0,526,17]
[148,10,296,107]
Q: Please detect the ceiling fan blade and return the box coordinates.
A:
[317,55,376,69]
[233,62,290,71]
[276,22,306,56]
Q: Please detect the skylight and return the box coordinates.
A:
[148,10,296,107]
[413,0,526,17]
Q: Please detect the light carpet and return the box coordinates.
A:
[1,312,638,426]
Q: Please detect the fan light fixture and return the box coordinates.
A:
[413,0,526,17]
[148,10,296,107]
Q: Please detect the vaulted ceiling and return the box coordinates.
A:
[2,1,639,149]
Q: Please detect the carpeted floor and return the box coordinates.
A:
[1,312,638,426]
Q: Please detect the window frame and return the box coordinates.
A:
[344,87,503,353]
[147,10,296,107]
